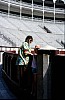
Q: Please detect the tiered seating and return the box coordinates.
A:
[0,16,16,29]
[22,20,47,33]
[0,15,64,49]
[0,37,11,46]
[6,17,30,31]
[56,24,64,33]
[42,22,64,34]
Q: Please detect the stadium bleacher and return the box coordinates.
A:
[0,0,64,48]
[0,0,64,21]
[0,0,65,99]
[0,14,64,48]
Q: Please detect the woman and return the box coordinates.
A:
[16,35,33,66]
[16,35,33,90]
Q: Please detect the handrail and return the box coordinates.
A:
[0,0,64,13]
[56,40,64,47]
[3,35,16,46]
[0,33,16,46]
[0,46,19,54]
[0,11,64,24]
[0,45,19,48]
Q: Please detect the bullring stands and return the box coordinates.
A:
[0,14,64,48]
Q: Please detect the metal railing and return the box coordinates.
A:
[0,0,64,13]
[0,45,19,64]
[0,33,16,46]
[0,46,19,53]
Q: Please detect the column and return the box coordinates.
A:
[53,0,56,23]
[32,0,33,21]
[20,0,22,20]
[8,0,10,17]
[42,0,45,23]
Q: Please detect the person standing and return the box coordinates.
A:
[31,45,40,99]
[16,35,33,94]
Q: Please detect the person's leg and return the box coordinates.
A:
[19,65,24,87]
[32,74,37,96]
[27,55,33,94]
[32,68,37,97]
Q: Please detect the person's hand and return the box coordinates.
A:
[24,51,29,54]
[28,52,33,55]
[33,53,37,55]
[35,45,41,49]
[24,51,32,55]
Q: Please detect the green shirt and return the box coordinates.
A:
[16,42,31,65]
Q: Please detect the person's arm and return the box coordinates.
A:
[19,48,28,65]
[23,42,32,55]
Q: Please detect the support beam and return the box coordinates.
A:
[8,0,10,17]
[32,0,33,21]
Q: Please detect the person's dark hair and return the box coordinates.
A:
[25,35,33,42]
